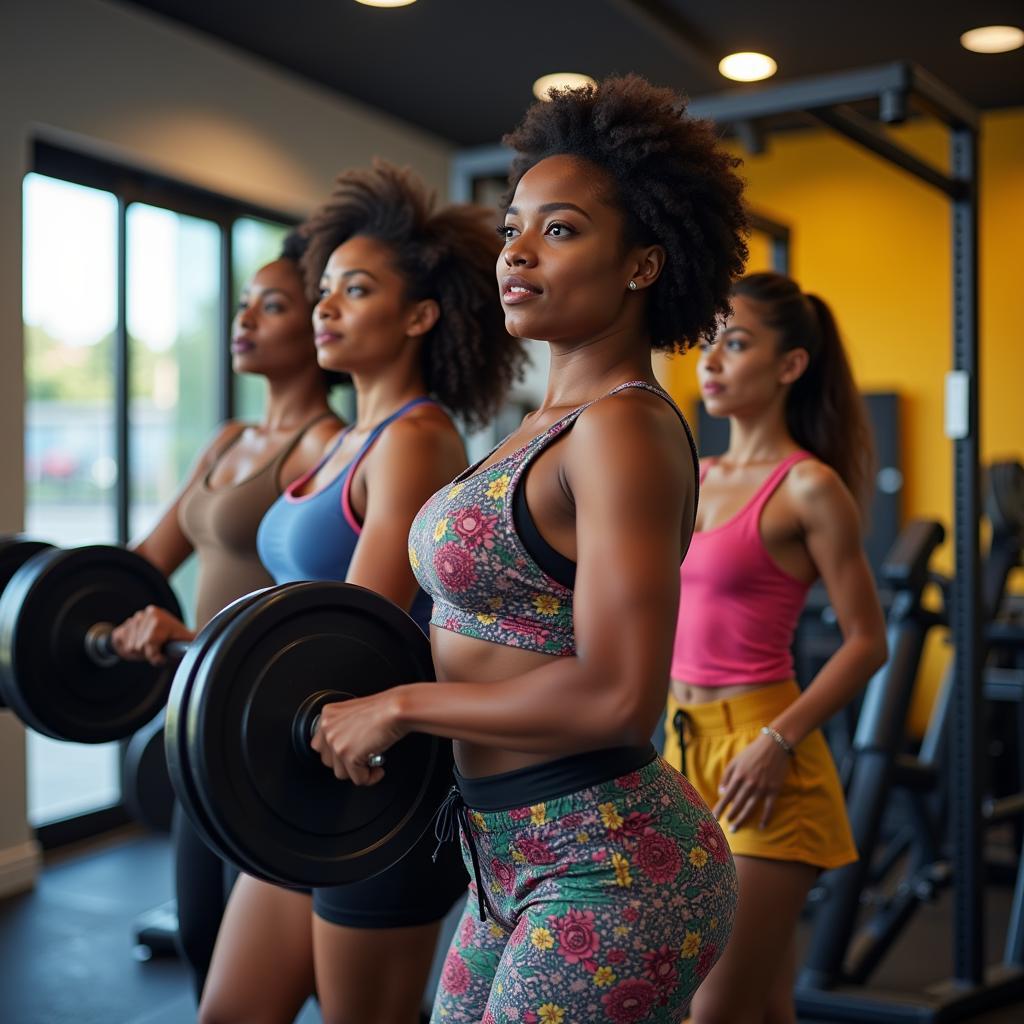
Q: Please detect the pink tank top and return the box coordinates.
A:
[671,451,813,686]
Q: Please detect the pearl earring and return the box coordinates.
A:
[628,280,638,291]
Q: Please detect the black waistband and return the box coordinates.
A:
[453,743,657,812]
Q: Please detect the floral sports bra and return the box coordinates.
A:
[407,381,697,657]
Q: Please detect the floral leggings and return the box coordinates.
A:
[430,756,737,1024]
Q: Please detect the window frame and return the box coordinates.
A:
[33,140,298,541]
[28,141,297,844]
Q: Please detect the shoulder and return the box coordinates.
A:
[578,386,684,438]
[571,387,690,467]
[784,457,859,525]
[197,420,247,467]
[372,404,465,469]
[212,419,248,447]
[295,415,344,459]
[568,387,693,500]
[786,456,843,501]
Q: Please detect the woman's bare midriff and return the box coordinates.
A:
[430,627,572,778]
[670,677,793,705]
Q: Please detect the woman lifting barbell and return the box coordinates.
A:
[197,163,525,1024]
[111,235,343,998]
[312,75,749,1023]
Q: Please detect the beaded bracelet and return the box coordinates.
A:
[760,725,795,756]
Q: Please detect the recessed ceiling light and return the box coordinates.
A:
[960,25,1024,53]
[353,0,417,7]
[532,73,597,101]
[718,52,778,83]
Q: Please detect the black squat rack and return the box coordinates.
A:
[689,61,1021,1022]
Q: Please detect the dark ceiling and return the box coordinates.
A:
[117,0,1024,145]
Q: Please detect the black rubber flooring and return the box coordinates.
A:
[0,829,1021,1023]
[0,830,193,1024]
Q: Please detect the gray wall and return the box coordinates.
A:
[0,0,451,890]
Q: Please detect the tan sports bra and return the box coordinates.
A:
[178,414,331,626]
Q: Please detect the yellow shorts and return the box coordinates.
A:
[664,680,858,870]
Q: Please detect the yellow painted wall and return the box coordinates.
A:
[660,109,1024,734]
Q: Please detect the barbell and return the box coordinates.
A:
[0,544,183,742]
[0,537,55,709]
[0,541,453,888]
[165,580,449,888]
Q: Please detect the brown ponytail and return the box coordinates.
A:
[733,272,875,510]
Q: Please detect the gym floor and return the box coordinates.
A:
[1,829,1021,1023]
[0,830,309,1024]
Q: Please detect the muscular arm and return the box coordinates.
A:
[393,395,693,754]
[770,464,888,747]
[345,414,466,611]
[113,423,243,661]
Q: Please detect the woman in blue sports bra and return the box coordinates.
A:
[313,78,751,1023]
[256,395,434,632]
[198,164,524,1024]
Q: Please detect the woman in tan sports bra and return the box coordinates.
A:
[111,232,342,999]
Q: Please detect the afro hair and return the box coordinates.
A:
[504,74,749,351]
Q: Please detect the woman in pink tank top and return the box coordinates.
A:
[670,272,888,1024]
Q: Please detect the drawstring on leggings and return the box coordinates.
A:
[673,708,691,777]
[433,786,494,923]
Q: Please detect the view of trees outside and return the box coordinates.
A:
[23,174,118,548]
[21,181,311,826]
[22,173,122,824]
[127,203,221,621]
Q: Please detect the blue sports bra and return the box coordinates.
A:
[257,397,436,633]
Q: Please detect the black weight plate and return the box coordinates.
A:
[188,581,448,889]
[0,538,54,709]
[165,588,271,868]
[168,583,381,887]
[0,537,54,593]
[205,583,446,888]
[123,710,174,832]
[0,546,182,742]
